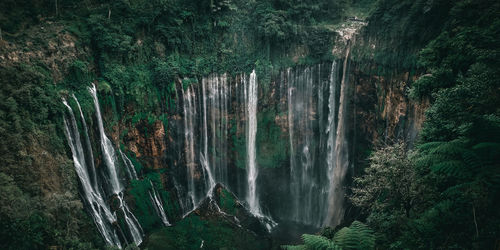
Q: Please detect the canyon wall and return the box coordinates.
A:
[0,18,428,248]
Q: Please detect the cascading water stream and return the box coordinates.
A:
[245,70,260,215]
[120,150,139,181]
[208,74,229,185]
[287,66,321,226]
[182,85,200,207]
[120,143,170,228]
[181,71,276,230]
[72,94,99,190]
[117,193,144,246]
[325,61,339,226]
[62,98,121,247]
[325,43,351,227]
[89,84,122,194]
[88,84,144,246]
[183,74,233,213]
[242,70,277,231]
[284,61,345,227]
[149,180,171,226]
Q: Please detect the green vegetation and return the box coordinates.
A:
[257,109,288,168]
[128,176,161,232]
[0,63,103,248]
[353,0,455,70]
[145,214,269,250]
[1,0,499,249]
[218,188,237,214]
[346,0,500,248]
[284,221,374,250]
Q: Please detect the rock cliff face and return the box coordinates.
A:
[0,21,88,198]
[0,22,89,83]
[351,68,428,146]
[121,120,168,170]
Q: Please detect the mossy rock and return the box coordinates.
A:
[144,184,272,250]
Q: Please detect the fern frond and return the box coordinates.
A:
[430,160,469,177]
[414,153,449,168]
[472,142,500,163]
[429,140,466,156]
[281,245,307,250]
[302,234,340,250]
[442,182,475,196]
[333,221,375,250]
[472,142,500,151]
[461,150,481,170]
[418,141,443,152]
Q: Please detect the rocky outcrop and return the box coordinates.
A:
[123,120,167,170]
[0,21,90,83]
[192,183,270,237]
[143,184,272,249]
[350,66,429,148]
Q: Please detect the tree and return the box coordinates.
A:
[351,142,422,218]
[349,142,429,248]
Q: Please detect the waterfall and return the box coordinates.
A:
[325,61,339,223]
[149,180,171,226]
[287,68,297,219]
[72,94,99,190]
[245,70,261,215]
[325,44,351,227]
[182,84,201,206]
[183,74,233,211]
[178,62,349,228]
[204,74,227,190]
[287,66,320,225]
[120,150,138,181]
[88,84,144,246]
[117,193,144,246]
[283,61,344,227]
[62,99,122,248]
[325,61,340,227]
[121,148,170,227]
[89,85,123,194]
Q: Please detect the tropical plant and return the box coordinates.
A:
[283,221,374,250]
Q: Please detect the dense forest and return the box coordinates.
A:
[0,0,499,249]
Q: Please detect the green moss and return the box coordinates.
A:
[218,188,237,214]
[126,150,144,174]
[127,172,179,232]
[128,179,157,232]
[256,109,288,169]
[230,118,247,170]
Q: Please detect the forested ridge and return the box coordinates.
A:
[0,0,499,249]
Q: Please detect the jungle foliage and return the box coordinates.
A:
[1,0,499,249]
[283,220,375,250]
[349,1,500,248]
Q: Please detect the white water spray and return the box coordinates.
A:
[245,70,260,215]
[325,44,351,227]
[89,84,123,194]
[62,98,121,247]
[149,180,171,226]
[88,84,144,246]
